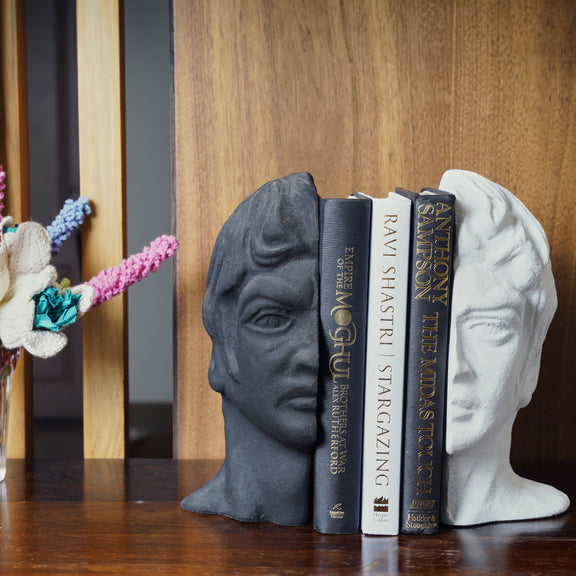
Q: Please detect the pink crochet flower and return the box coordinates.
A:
[86,234,179,307]
[0,164,6,218]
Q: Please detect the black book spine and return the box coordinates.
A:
[313,197,371,534]
[397,189,455,535]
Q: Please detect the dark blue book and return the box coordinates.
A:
[393,188,455,535]
[313,197,371,534]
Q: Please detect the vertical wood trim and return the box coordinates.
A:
[171,0,224,460]
[77,0,128,459]
[1,0,33,458]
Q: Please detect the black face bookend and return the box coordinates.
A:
[181,172,320,526]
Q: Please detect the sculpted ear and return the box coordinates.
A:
[203,286,241,396]
[206,339,240,395]
[207,346,226,394]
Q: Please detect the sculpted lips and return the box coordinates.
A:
[448,394,476,421]
[449,405,473,422]
[281,387,317,411]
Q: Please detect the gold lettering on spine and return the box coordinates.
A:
[375,364,392,486]
[408,198,453,532]
[414,202,453,306]
[372,212,400,493]
[329,248,357,475]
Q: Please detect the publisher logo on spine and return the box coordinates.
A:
[329,503,345,520]
[373,496,389,513]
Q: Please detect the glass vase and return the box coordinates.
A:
[0,347,21,483]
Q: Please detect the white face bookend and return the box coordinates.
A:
[439,169,570,526]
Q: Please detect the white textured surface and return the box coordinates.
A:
[439,170,569,526]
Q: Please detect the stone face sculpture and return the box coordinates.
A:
[439,169,570,526]
[181,172,319,526]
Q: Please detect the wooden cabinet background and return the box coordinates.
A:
[171,0,576,463]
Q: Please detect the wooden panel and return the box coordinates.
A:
[172,0,576,461]
[1,0,33,458]
[449,0,576,463]
[77,0,128,458]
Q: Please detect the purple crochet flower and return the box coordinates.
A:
[47,196,92,255]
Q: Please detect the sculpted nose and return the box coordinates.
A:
[289,335,319,388]
[294,340,318,371]
[448,324,475,382]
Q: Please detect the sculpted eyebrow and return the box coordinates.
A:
[240,275,315,310]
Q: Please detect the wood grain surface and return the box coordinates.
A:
[0,0,33,458]
[172,0,576,461]
[77,0,128,458]
[0,458,574,575]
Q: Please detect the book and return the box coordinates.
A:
[356,191,412,536]
[313,196,372,534]
[394,187,456,535]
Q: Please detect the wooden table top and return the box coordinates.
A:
[0,459,575,575]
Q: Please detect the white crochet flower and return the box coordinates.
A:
[0,218,93,358]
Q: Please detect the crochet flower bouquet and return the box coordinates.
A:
[0,163,178,482]
[0,164,178,359]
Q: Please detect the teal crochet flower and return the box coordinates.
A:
[33,286,82,332]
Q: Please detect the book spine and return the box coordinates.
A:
[400,192,455,535]
[313,197,371,534]
[360,196,411,535]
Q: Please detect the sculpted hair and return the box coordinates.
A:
[201,173,319,391]
[444,170,557,407]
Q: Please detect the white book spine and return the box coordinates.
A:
[360,193,411,535]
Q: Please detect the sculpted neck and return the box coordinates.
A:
[222,397,313,470]
[442,428,512,524]
[442,424,570,526]
[218,398,314,525]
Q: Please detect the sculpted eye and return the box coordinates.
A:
[249,307,292,331]
[463,316,517,346]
